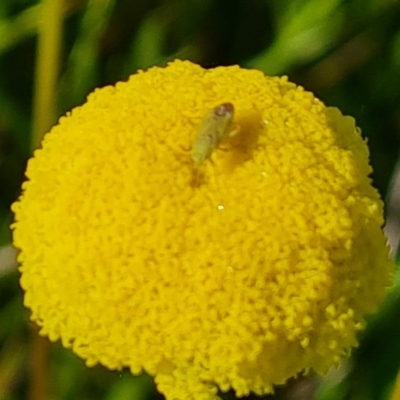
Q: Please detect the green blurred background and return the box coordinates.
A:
[1,0,400,399]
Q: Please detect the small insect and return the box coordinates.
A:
[191,102,235,164]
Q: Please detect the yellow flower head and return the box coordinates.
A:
[12,60,394,400]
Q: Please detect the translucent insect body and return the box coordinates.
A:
[191,103,235,164]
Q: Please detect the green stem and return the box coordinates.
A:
[32,0,64,151]
[29,1,64,399]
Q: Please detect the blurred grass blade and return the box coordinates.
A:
[248,0,343,74]
[125,8,167,73]
[0,4,41,55]
[277,0,343,39]
[59,0,117,108]
[0,1,84,56]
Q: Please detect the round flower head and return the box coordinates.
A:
[12,60,393,400]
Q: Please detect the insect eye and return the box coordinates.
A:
[214,102,234,117]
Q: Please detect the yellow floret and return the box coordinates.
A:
[11,60,394,400]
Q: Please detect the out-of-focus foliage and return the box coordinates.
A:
[0,0,399,399]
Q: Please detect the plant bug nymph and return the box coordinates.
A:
[191,103,235,164]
